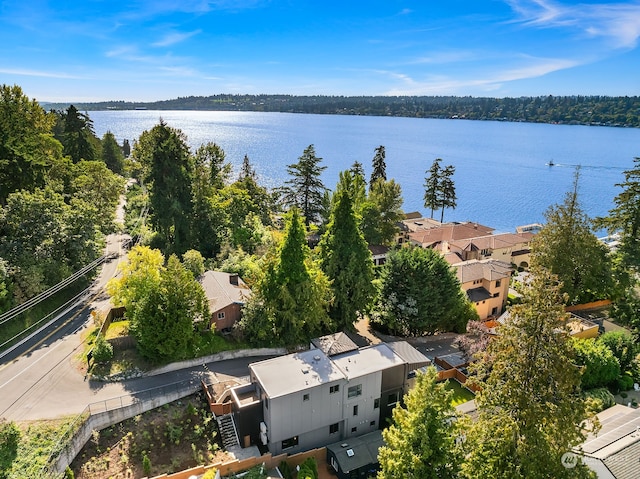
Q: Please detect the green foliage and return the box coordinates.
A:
[64,465,75,479]
[278,460,293,479]
[298,457,318,479]
[239,209,331,347]
[202,469,217,479]
[92,334,114,363]
[362,178,404,246]
[134,120,194,255]
[142,453,151,476]
[582,387,616,412]
[373,246,476,335]
[101,131,125,174]
[0,419,20,479]
[319,181,375,330]
[378,367,461,479]
[279,144,327,226]
[0,84,61,205]
[182,249,205,278]
[598,330,637,373]
[54,105,99,163]
[369,145,387,187]
[134,255,209,362]
[596,157,640,273]
[463,267,595,479]
[423,158,456,221]
[531,170,614,305]
[572,337,621,389]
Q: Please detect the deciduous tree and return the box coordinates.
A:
[0,84,61,205]
[372,246,475,335]
[531,169,613,304]
[462,267,595,479]
[572,337,621,390]
[378,367,461,479]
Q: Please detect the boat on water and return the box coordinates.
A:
[546,160,555,166]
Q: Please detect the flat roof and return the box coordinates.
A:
[250,349,344,399]
[331,343,404,380]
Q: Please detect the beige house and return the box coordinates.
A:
[406,221,494,249]
[446,232,535,268]
[199,271,251,331]
[453,259,513,320]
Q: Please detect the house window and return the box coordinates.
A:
[496,280,501,287]
[491,307,499,316]
[330,423,339,434]
[330,384,340,394]
[282,436,298,450]
[348,384,362,398]
[492,292,500,298]
[217,312,225,320]
[374,398,380,409]
[303,393,309,402]
[370,421,376,427]
[353,405,359,416]
[351,427,357,433]
[388,392,399,406]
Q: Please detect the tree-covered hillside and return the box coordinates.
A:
[42,94,640,127]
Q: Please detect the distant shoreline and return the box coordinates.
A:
[41,94,640,129]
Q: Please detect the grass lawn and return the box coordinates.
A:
[443,379,475,406]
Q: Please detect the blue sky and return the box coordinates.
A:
[1,0,639,102]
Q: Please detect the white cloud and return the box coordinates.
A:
[0,68,84,79]
[382,55,581,95]
[506,0,640,49]
[152,30,202,47]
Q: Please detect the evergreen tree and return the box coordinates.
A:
[462,267,595,479]
[191,142,229,257]
[319,185,375,330]
[378,367,461,479]
[531,169,613,304]
[239,208,331,346]
[362,178,404,246]
[423,158,442,219]
[134,120,194,255]
[350,160,365,180]
[101,131,124,174]
[373,246,475,335]
[121,138,131,157]
[439,164,457,222]
[279,144,327,226]
[370,145,387,188]
[239,153,257,182]
[59,105,99,163]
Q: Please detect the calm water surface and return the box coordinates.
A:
[90,110,640,233]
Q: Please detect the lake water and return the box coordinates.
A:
[89,110,640,233]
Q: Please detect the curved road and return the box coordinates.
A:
[0,196,258,422]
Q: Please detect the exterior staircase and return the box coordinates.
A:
[217,413,240,449]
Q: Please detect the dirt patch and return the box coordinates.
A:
[71,393,233,479]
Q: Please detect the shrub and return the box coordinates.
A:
[613,374,635,393]
[92,334,114,363]
[298,457,318,479]
[64,466,75,479]
[583,387,616,412]
[202,469,217,479]
[142,454,151,476]
[279,460,293,479]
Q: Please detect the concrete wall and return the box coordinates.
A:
[146,348,287,377]
[51,382,201,475]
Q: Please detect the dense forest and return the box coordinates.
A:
[42,94,640,127]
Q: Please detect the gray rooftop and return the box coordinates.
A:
[199,270,251,311]
[331,343,405,380]
[311,332,359,357]
[250,349,344,399]
[326,430,384,474]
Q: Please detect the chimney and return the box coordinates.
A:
[229,273,239,286]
